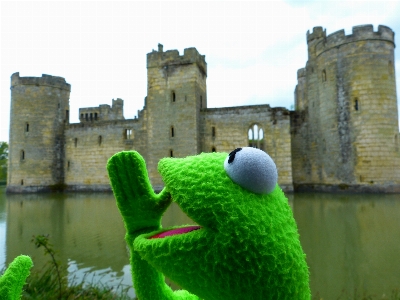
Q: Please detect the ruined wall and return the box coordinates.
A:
[201,105,293,191]
[64,116,147,191]
[292,25,400,192]
[7,73,70,192]
[145,45,207,189]
[79,98,125,122]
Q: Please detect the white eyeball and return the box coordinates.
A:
[224,147,278,194]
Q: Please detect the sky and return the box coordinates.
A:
[1,0,400,142]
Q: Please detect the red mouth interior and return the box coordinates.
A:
[149,225,201,239]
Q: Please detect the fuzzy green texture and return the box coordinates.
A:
[107,151,310,300]
[0,255,33,300]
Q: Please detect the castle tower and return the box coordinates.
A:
[145,45,207,189]
[7,73,71,192]
[292,25,400,192]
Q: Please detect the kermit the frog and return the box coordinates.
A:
[107,147,310,300]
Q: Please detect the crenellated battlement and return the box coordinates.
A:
[79,98,124,122]
[11,72,71,91]
[313,24,395,57]
[307,26,326,43]
[147,44,207,75]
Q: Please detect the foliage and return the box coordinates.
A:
[0,141,7,182]
[31,234,63,299]
[19,234,134,300]
[0,142,7,160]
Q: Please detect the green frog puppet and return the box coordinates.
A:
[107,147,310,300]
[0,255,32,300]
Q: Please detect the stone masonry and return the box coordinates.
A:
[291,25,400,192]
[7,24,400,193]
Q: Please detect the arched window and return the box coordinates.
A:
[212,147,216,152]
[125,129,132,140]
[248,124,264,150]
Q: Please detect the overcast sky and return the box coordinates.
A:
[1,0,400,142]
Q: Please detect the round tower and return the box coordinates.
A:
[7,73,71,193]
[309,25,399,190]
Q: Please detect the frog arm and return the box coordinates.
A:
[107,151,200,300]
[0,255,33,300]
[107,151,171,236]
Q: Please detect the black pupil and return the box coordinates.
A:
[228,148,242,164]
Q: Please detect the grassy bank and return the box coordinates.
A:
[1,234,135,300]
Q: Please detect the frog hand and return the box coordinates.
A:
[107,151,171,237]
[0,255,33,300]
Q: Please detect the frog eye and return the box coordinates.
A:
[224,147,278,194]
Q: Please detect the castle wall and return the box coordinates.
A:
[64,118,146,191]
[292,25,400,192]
[7,73,70,193]
[201,105,293,191]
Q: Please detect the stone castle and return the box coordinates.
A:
[6,24,400,193]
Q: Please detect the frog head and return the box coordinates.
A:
[128,148,310,299]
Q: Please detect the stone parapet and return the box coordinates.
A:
[11,72,71,91]
[147,45,207,76]
[314,25,395,57]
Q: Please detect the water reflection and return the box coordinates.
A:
[293,193,400,299]
[5,192,128,272]
[1,187,400,299]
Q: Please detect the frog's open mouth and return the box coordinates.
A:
[149,225,202,239]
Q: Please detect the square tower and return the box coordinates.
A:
[145,45,207,189]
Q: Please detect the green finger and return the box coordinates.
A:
[0,255,33,300]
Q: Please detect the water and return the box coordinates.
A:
[1,186,399,299]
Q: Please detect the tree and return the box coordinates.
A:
[0,141,8,182]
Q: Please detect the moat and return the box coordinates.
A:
[1,186,399,299]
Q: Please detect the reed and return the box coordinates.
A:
[10,234,134,300]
